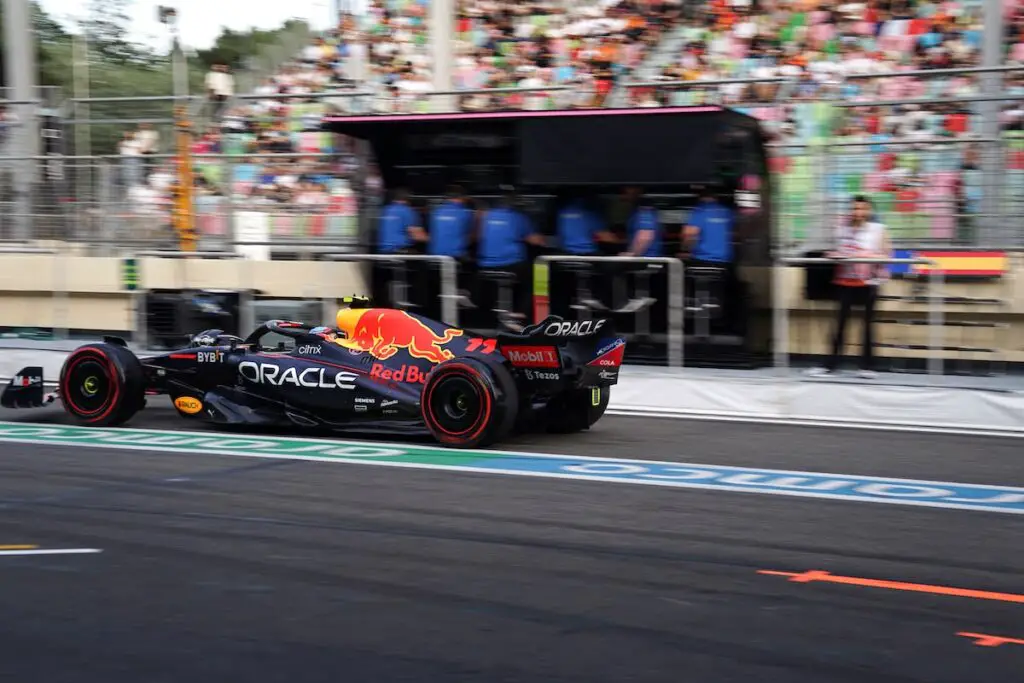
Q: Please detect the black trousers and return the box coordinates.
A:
[827,284,878,371]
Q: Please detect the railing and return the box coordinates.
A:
[535,255,685,368]
[0,247,1016,378]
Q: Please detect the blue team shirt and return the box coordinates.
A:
[428,201,473,257]
[377,202,418,253]
[557,201,603,254]
[688,202,735,263]
[627,206,662,257]
[478,207,533,267]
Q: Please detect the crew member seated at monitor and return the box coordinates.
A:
[377,187,426,254]
[478,188,545,319]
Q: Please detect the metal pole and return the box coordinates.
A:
[72,33,92,158]
[773,254,789,373]
[928,266,945,376]
[979,0,1006,247]
[3,0,39,240]
[668,260,684,368]
[439,256,458,326]
[171,25,189,103]
[429,0,455,113]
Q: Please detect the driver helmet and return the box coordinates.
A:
[310,325,337,340]
[335,307,364,339]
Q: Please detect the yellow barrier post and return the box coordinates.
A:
[173,105,195,251]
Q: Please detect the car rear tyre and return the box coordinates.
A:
[59,343,146,427]
[546,386,610,434]
[421,358,519,448]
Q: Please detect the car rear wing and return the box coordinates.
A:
[496,316,626,386]
[498,315,613,343]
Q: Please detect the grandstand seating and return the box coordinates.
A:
[157,0,1024,245]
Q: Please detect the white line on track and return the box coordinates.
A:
[0,548,102,557]
[605,408,1024,439]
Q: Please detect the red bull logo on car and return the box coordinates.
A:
[369,363,428,385]
[335,309,463,364]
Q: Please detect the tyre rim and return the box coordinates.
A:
[434,377,482,433]
[67,359,111,414]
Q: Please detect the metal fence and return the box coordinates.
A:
[39,64,1023,249]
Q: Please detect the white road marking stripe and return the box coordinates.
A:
[0,548,102,556]
[605,408,1024,439]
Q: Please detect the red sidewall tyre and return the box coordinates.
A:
[59,343,146,427]
[421,358,518,448]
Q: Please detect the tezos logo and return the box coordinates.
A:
[544,319,605,337]
[296,345,321,355]
[239,361,356,389]
[525,369,560,381]
[174,396,203,414]
[370,363,428,385]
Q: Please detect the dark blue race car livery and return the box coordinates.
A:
[2,299,626,448]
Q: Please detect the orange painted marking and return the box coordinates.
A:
[758,570,1024,604]
[0,545,37,550]
[957,632,1024,648]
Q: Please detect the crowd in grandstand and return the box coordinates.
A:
[111,0,1024,244]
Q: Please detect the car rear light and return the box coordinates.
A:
[503,345,559,368]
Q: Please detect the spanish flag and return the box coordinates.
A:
[912,251,1008,278]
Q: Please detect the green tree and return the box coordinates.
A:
[195,19,310,71]
[81,0,154,67]
[0,1,72,88]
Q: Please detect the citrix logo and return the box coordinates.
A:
[296,345,321,355]
[239,361,356,389]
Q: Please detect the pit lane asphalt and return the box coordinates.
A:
[0,403,1021,682]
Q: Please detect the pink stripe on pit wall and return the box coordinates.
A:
[324,106,723,124]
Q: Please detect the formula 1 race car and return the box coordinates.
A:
[1,298,625,448]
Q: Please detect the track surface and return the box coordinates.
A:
[1,403,1021,682]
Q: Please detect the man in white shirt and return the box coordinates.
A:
[808,195,891,379]
[204,64,235,121]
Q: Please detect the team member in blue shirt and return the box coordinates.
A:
[681,184,741,335]
[556,194,615,255]
[376,188,425,254]
[620,186,663,258]
[682,185,735,265]
[428,185,476,260]
[478,189,545,319]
